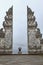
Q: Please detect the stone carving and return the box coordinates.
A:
[0,6,13,54]
[0,5,43,54]
[27,6,43,54]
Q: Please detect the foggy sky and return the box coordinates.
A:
[0,0,43,54]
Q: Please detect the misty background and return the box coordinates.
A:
[0,0,43,54]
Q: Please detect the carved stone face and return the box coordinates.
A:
[0,38,5,48]
[28,29,40,49]
[29,30,36,45]
[5,30,12,49]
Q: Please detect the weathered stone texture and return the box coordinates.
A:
[0,6,13,54]
[27,6,43,54]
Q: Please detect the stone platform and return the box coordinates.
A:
[0,54,43,65]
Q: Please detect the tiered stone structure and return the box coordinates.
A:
[0,6,43,54]
[0,6,13,54]
[27,6,43,54]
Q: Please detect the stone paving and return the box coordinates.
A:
[0,55,43,65]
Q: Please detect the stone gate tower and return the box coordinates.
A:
[3,6,13,54]
[0,6,13,54]
[27,6,43,54]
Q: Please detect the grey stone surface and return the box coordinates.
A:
[27,6,43,54]
[0,55,43,65]
[0,6,13,54]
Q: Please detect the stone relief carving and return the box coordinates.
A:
[5,31,12,48]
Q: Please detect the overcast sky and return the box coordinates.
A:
[0,0,43,54]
